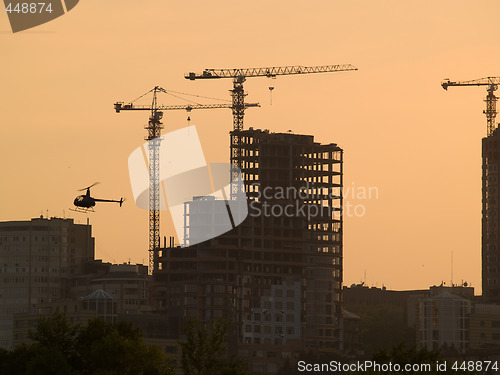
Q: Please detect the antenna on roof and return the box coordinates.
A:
[451,250,454,287]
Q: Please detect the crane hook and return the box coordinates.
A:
[269,86,274,105]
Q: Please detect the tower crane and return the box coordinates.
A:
[114,86,259,274]
[186,65,357,336]
[186,64,358,131]
[185,64,358,192]
[442,77,500,136]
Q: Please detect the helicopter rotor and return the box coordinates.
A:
[77,182,100,191]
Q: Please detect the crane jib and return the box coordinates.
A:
[185,64,358,80]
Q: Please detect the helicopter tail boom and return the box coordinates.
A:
[93,198,124,206]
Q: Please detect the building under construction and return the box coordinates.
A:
[442,77,500,303]
[483,128,500,302]
[153,128,343,373]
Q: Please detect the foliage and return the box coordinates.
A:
[276,349,349,375]
[179,318,248,375]
[368,342,442,374]
[0,344,35,375]
[276,344,444,375]
[0,313,175,375]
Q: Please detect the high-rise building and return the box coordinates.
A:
[483,130,500,301]
[153,128,343,373]
[0,216,94,348]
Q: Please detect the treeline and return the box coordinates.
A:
[0,314,175,375]
[0,314,248,375]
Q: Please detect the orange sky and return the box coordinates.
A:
[1,1,498,293]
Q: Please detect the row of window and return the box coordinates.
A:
[1,267,64,274]
[0,235,71,244]
[245,325,295,335]
[0,247,71,254]
[1,276,63,284]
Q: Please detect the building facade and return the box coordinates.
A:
[89,263,150,315]
[468,303,500,357]
[0,217,95,348]
[417,292,472,353]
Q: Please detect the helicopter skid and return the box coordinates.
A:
[69,207,95,213]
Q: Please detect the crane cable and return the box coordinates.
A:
[127,87,231,105]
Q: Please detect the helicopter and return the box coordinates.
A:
[71,183,124,213]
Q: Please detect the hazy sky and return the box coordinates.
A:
[1,1,497,293]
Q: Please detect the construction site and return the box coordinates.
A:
[4,64,500,371]
[153,128,344,372]
[443,77,500,304]
[6,3,500,373]
[113,65,356,372]
[142,72,500,367]
[110,54,500,372]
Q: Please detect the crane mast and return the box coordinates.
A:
[147,90,162,276]
[115,86,259,274]
[442,77,500,136]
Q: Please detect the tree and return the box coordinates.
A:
[276,349,349,375]
[28,312,79,371]
[77,319,175,375]
[25,345,75,375]
[179,319,248,375]
[369,342,441,374]
[2,314,175,375]
[0,344,34,375]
